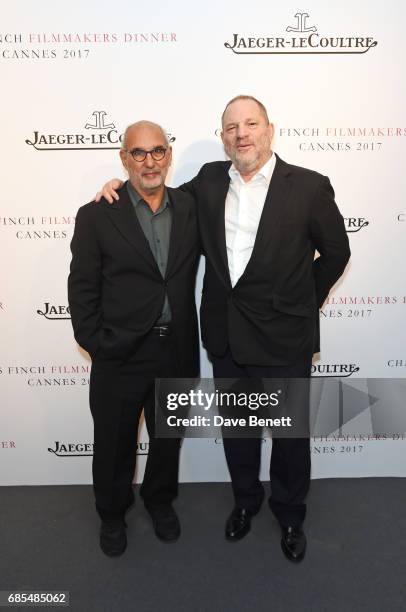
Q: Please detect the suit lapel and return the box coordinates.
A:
[207,164,232,288]
[103,182,160,274]
[165,187,190,278]
[239,155,292,280]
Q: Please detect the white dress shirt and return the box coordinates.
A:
[225,153,276,287]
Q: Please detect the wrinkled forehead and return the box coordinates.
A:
[126,125,167,149]
[222,99,268,126]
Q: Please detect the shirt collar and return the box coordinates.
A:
[126,180,170,212]
[228,152,276,186]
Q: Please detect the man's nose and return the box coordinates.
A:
[236,124,249,139]
[144,153,155,167]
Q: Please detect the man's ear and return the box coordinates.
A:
[268,122,275,143]
[119,149,128,172]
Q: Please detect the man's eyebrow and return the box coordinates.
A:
[224,118,259,128]
[131,144,166,149]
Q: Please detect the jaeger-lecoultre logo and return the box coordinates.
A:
[225,12,378,55]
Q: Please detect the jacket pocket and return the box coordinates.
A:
[272,294,315,318]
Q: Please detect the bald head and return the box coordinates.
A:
[121,120,169,150]
[119,119,172,200]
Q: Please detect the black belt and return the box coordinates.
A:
[152,324,172,336]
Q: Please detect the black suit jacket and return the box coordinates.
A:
[183,155,350,366]
[68,182,200,376]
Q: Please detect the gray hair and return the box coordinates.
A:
[221,95,270,126]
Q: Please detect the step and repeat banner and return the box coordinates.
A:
[1,0,405,485]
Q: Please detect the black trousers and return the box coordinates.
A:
[212,349,311,527]
[89,331,180,521]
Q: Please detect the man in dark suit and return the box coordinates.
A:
[185,96,350,561]
[96,96,350,561]
[68,121,200,556]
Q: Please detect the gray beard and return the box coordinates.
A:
[233,156,258,174]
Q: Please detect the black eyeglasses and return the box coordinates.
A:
[124,146,168,162]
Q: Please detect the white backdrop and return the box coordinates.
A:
[1,0,405,485]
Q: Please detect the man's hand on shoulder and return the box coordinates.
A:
[94,178,124,204]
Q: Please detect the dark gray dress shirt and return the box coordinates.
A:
[127,181,172,324]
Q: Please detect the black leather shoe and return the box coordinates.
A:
[225,508,252,541]
[100,519,127,557]
[281,526,306,562]
[146,505,180,542]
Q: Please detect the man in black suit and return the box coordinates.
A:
[96,96,350,561]
[68,121,199,556]
[186,96,350,561]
